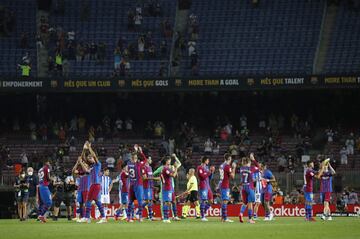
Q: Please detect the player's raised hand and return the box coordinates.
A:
[210,165,215,173]
[231,161,237,169]
[134,144,139,152]
[250,153,255,161]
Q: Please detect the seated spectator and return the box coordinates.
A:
[229,142,238,156]
[212,143,220,155]
[345,133,355,155]
[106,156,116,172]
[204,138,213,154]
[273,192,284,205]
[125,118,133,131]
[340,147,348,165]
[58,127,66,142]
[277,154,287,172]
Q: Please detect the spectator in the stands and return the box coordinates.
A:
[18,63,31,77]
[22,52,31,65]
[89,42,97,60]
[58,126,66,142]
[138,35,145,59]
[326,128,335,143]
[188,40,196,57]
[348,189,359,204]
[114,47,121,69]
[240,115,247,128]
[229,142,239,156]
[213,142,220,155]
[69,116,78,131]
[67,30,75,42]
[47,56,54,75]
[134,11,143,31]
[125,118,133,131]
[161,18,172,38]
[340,147,348,165]
[154,121,165,137]
[55,51,63,73]
[148,42,156,58]
[115,118,123,132]
[345,133,355,155]
[106,156,116,172]
[20,150,28,168]
[277,154,287,172]
[204,138,213,154]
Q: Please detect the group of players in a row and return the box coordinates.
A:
[36,141,335,223]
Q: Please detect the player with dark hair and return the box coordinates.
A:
[260,161,276,221]
[142,156,160,221]
[73,156,91,222]
[161,156,178,223]
[126,144,148,222]
[304,160,324,222]
[37,160,52,223]
[196,156,215,221]
[78,142,107,223]
[113,163,129,221]
[218,153,236,223]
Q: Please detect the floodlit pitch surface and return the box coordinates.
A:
[0,217,359,239]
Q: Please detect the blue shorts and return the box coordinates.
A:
[120,192,128,205]
[304,192,313,203]
[39,185,52,207]
[144,188,153,200]
[129,185,143,203]
[241,187,255,204]
[162,190,173,202]
[221,188,230,201]
[199,189,208,201]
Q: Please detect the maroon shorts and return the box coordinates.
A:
[87,184,101,201]
[321,192,331,202]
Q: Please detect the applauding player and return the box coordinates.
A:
[79,142,107,223]
[218,153,236,223]
[238,154,258,224]
[304,160,324,222]
[127,144,147,222]
[197,156,215,221]
[260,162,276,221]
[161,156,178,223]
[320,159,336,221]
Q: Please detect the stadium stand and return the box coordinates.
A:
[324,1,360,74]
[0,0,37,76]
[180,0,325,76]
[48,0,175,77]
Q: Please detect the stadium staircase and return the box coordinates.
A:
[313,1,338,74]
[36,9,49,77]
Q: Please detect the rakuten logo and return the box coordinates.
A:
[188,207,221,217]
[270,206,305,217]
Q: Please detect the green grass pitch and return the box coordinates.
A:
[0,217,359,239]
